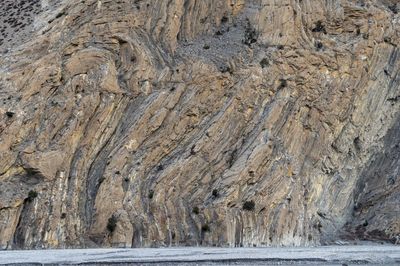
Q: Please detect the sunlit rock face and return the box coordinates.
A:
[0,0,399,249]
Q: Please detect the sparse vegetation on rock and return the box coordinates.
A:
[27,190,38,202]
[212,189,219,198]
[312,20,327,34]
[260,58,269,68]
[148,190,154,200]
[192,206,199,215]
[243,200,255,211]
[243,19,257,46]
[107,215,117,233]
[201,224,210,232]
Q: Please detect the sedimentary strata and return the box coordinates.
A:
[0,0,399,249]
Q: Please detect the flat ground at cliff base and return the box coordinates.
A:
[1,245,399,265]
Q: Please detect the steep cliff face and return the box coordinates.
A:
[0,0,399,249]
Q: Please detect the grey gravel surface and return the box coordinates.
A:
[0,245,400,265]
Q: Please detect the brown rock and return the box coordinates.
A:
[0,0,399,249]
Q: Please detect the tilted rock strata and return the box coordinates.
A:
[0,0,399,249]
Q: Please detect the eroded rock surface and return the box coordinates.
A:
[0,0,399,249]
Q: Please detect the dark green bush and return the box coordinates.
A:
[5,111,14,118]
[315,41,323,50]
[260,58,269,68]
[278,79,287,90]
[212,189,219,198]
[384,37,391,43]
[107,215,117,233]
[201,224,210,232]
[192,206,199,215]
[312,20,326,34]
[389,4,398,14]
[243,19,257,46]
[243,200,255,211]
[148,189,154,199]
[27,190,38,202]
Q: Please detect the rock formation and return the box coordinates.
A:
[0,0,399,249]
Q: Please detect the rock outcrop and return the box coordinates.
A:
[0,0,399,249]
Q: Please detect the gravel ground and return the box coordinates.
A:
[0,245,399,265]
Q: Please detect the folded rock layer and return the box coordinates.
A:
[0,0,399,249]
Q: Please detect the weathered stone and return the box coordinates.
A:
[0,0,399,249]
